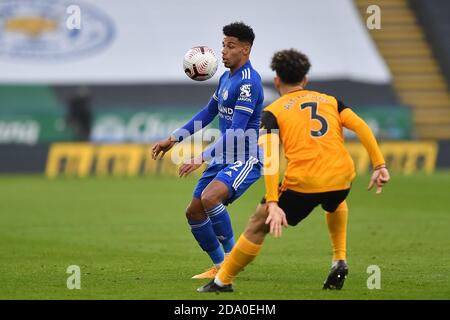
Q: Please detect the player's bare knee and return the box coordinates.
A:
[185,203,206,221]
[200,192,221,211]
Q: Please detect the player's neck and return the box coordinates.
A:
[279,85,304,96]
[229,59,249,75]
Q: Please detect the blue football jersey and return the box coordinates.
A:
[209,61,264,163]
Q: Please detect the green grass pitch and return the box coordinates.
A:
[0,172,449,300]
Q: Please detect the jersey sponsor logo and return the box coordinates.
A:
[218,104,234,121]
[218,104,234,115]
[218,113,233,121]
[238,84,252,102]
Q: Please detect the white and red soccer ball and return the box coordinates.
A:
[183,46,218,81]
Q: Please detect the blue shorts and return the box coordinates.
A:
[193,157,262,205]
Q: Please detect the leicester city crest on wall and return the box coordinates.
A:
[0,0,115,61]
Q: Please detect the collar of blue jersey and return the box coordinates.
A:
[228,60,252,78]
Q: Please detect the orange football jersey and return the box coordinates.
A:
[264,89,357,193]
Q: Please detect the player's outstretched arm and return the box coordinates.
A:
[260,129,287,237]
[152,96,218,161]
[171,97,219,143]
[340,108,390,193]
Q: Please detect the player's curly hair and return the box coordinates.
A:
[270,49,311,84]
[223,22,255,45]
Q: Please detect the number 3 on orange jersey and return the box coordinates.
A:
[301,102,328,137]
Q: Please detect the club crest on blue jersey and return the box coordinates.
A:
[238,84,252,102]
[222,89,229,101]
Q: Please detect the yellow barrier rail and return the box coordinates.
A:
[46,141,438,178]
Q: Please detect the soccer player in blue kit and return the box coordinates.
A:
[151,22,264,279]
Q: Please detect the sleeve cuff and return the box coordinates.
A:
[171,128,185,142]
[235,105,254,114]
[265,195,279,202]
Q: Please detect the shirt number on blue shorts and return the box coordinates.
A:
[229,161,243,172]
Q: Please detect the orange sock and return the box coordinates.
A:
[325,200,348,261]
[216,234,262,285]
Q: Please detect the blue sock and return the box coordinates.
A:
[188,217,224,265]
[205,203,235,254]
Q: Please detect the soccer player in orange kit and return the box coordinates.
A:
[198,49,390,292]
